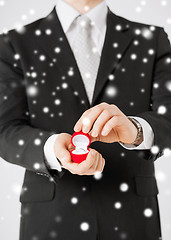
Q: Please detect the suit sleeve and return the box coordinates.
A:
[0,33,65,183]
[136,27,171,161]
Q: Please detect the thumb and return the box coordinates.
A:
[87,148,96,159]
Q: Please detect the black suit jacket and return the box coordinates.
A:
[0,6,171,240]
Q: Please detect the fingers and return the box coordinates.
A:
[73,103,109,133]
[76,149,105,176]
[54,133,106,176]
[101,116,119,136]
[65,149,105,176]
[91,109,113,137]
[73,103,120,134]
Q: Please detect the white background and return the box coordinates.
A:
[0,0,171,239]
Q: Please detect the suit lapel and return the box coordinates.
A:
[90,7,133,107]
[38,7,91,109]
[37,6,133,109]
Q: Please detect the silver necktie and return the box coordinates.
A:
[72,15,101,104]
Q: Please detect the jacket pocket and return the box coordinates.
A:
[134,175,159,196]
[19,182,55,203]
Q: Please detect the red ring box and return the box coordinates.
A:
[70,131,91,163]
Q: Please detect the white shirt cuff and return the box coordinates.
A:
[119,116,154,150]
[43,134,62,172]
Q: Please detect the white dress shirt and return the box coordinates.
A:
[43,0,154,172]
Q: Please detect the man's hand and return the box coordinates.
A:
[54,133,105,175]
[74,102,143,145]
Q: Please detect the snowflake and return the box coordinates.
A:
[12,184,22,194]
[54,99,60,105]
[113,42,119,48]
[135,7,142,13]
[156,170,167,182]
[130,54,137,60]
[134,40,139,45]
[39,55,46,61]
[150,145,159,154]
[21,14,27,21]
[18,139,25,146]
[29,9,35,15]
[35,29,41,36]
[0,1,5,6]
[163,148,171,156]
[68,69,74,76]
[31,236,39,240]
[143,58,148,63]
[71,197,78,204]
[165,81,171,91]
[93,172,103,180]
[120,183,129,192]
[120,152,125,157]
[135,29,141,35]
[150,26,156,31]
[54,47,61,53]
[34,139,41,146]
[108,74,115,81]
[3,95,8,100]
[85,72,91,78]
[148,49,155,55]
[83,5,90,12]
[115,25,122,31]
[114,202,122,209]
[141,1,147,6]
[43,107,49,113]
[157,105,167,114]
[61,82,68,89]
[106,86,118,98]
[161,0,167,6]
[55,215,62,223]
[45,29,52,35]
[14,54,20,60]
[92,47,98,53]
[49,231,57,238]
[144,208,153,217]
[31,72,37,78]
[166,57,171,64]
[80,222,90,231]
[153,83,159,89]
[27,85,38,97]
[33,163,40,170]
[119,232,128,239]
[117,53,122,59]
[141,28,153,39]
[15,23,26,34]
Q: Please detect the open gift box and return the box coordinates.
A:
[70,131,91,163]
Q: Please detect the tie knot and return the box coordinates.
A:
[75,14,92,30]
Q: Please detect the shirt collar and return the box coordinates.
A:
[56,0,108,34]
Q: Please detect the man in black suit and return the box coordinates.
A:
[0,0,171,239]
